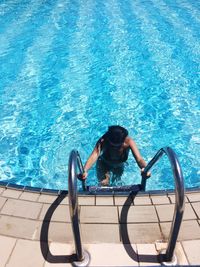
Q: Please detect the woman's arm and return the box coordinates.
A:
[128,137,146,168]
[82,142,101,179]
[128,137,151,177]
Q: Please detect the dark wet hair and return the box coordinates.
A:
[105,125,128,147]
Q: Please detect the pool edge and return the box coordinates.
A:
[0,180,199,196]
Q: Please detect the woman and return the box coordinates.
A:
[82,125,150,185]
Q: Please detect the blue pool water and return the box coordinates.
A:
[0,0,199,190]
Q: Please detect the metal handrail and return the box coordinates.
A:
[68,150,90,266]
[68,147,184,264]
[142,147,185,262]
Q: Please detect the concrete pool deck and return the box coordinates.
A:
[0,186,200,266]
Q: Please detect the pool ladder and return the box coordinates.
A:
[68,147,185,266]
[68,150,90,267]
[142,147,185,264]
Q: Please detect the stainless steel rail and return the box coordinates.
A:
[68,150,90,267]
[68,147,184,264]
[142,147,185,263]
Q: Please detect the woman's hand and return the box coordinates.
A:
[82,170,88,180]
[141,168,151,178]
[77,170,88,181]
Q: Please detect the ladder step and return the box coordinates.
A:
[87,184,141,193]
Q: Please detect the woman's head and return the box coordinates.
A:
[106,125,128,147]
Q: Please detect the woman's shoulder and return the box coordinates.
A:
[124,136,135,147]
[96,134,106,148]
[124,136,132,143]
[123,136,130,148]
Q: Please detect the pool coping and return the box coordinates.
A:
[0,180,200,196]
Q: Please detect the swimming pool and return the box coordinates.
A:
[0,0,199,190]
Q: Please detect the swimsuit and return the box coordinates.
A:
[96,135,130,167]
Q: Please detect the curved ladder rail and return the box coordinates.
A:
[142,147,185,263]
[68,150,90,267]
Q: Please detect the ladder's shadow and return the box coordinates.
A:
[40,191,77,264]
[40,190,160,265]
[120,191,160,264]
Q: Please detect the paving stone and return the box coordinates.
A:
[160,220,200,241]
[156,204,174,222]
[0,235,16,266]
[0,187,199,267]
[81,224,120,243]
[156,203,197,222]
[60,197,69,205]
[2,189,22,199]
[191,202,200,218]
[6,239,45,267]
[39,203,71,222]
[133,196,152,205]
[38,194,58,204]
[180,203,197,220]
[38,221,74,243]
[44,242,74,267]
[1,199,43,219]
[137,243,160,266]
[120,223,162,243]
[168,194,188,204]
[80,206,118,223]
[114,196,132,206]
[88,243,138,266]
[186,192,200,202]
[155,241,167,251]
[182,240,200,265]
[151,195,170,205]
[19,191,40,201]
[0,215,40,239]
[96,195,114,205]
[0,196,7,210]
[119,205,158,223]
[155,241,189,265]
[78,195,95,205]
[0,187,5,195]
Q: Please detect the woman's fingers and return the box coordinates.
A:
[82,171,88,179]
[141,168,151,177]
